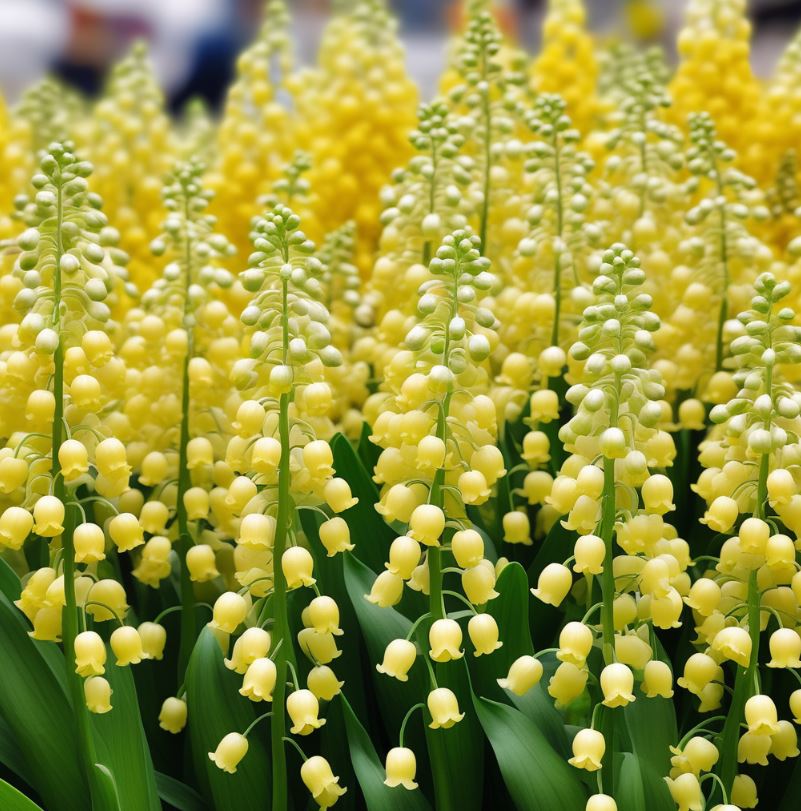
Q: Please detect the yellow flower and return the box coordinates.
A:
[318,517,354,556]
[600,663,636,708]
[307,665,344,702]
[138,622,167,660]
[427,687,464,729]
[210,592,250,634]
[497,655,543,696]
[282,547,316,589]
[408,504,445,547]
[74,630,107,677]
[158,697,187,734]
[225,627,272,674]
[384,746,417,790]
[556,622,594,667]
[32,495,64,538]
[768,627,801,668]
[366,571,403,608]
[376,639,417,681]
[300,755,346,809]
[531,563,573,606]
[428,619,463,663]
[84,676,113,714]
[209,732,248,773]
[642,661,674,699]
[239,658,277,702]
[664,773,703,811]
[186,544,219,582]
[568,729,605,772]
[110,626,144,666]
[467,614,502,657]
[323,478,358,513]
[287,689,326,735]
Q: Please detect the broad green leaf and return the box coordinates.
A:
[422,657,484,811]
[615,753,646,811]
[622,697,676,811]
[92,764,122,811]
[340,694,431,811]
[0,592,86,811]
[0,557,21,602]
[331,433,394,573]
[470,562,568,755]
[155,772,208,811]
[91,651,160,811]
[185,627,270,811]
[341,553,429,739]
[0,778,44,811]
[473,695,586,811]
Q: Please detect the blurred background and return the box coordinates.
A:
[0,0,800,109]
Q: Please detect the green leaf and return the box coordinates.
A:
[155,772,208,811]
[185,627,270,811]
[422,657,484,811]
[0,557,21,602]
[92,763,122,811]
[340,694,431,811]
[331,433,394,573]
[615,753,647,811]
[0,592,87,811]
[0,777,44,811]
[472,695,586,811]
[91,651,160,811]
[622,697,676,811]
[470,562,568,755]
[341,553,428,738]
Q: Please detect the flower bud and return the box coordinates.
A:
[503,510,532,544]
[586,795,617,811]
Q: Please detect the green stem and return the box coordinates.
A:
[713,168,730,372]
[52,181,98,801]
[478,54,492,254]
[175,193,198,681]
[550,129,564,347]
[270,275,293,811]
